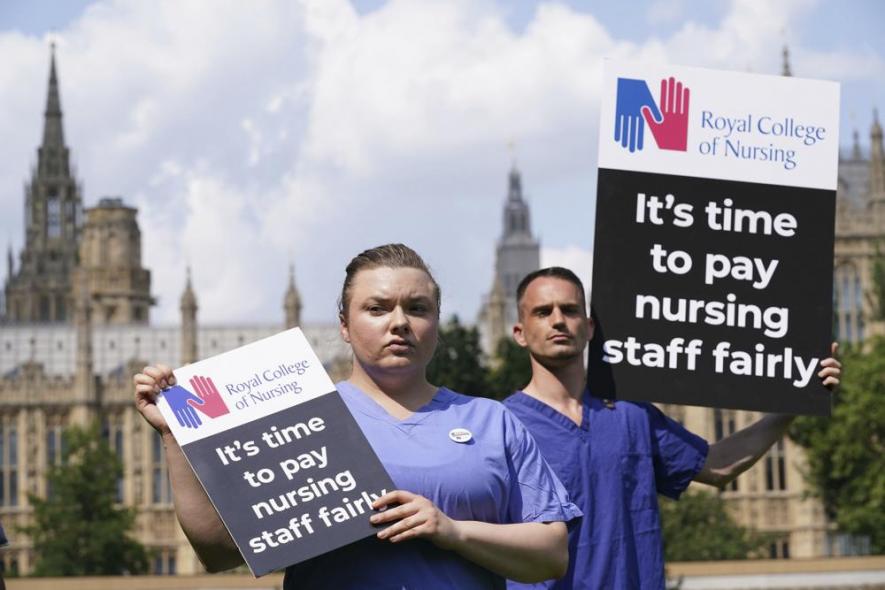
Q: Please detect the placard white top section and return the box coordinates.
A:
[598,60,840,190]
[158,328,336,446]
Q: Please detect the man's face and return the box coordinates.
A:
[514,276,593,365]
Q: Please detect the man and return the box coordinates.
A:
[502,267,841,590]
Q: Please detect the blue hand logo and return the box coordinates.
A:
[614,78,662,153]
[164,385,205,429]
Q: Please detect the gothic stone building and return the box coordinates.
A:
[672,56,885,559]
[478,165,541,355]
[0,49,348,576]
[663,113,884,558]
[1,47,882,577]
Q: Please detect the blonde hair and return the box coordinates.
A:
[338,243,441,318]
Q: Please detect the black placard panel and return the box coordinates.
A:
[588,168,833,415]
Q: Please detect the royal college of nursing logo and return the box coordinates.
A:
[614,76,690,153]
[163,376,231,429]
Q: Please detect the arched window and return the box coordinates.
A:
[713,409,738,491]
[765,438,787,491]
[833,263,862,344]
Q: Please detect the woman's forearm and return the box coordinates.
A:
[163,432,244,572]
[446,520,568,583]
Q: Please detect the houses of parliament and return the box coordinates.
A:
[0,48,882,575]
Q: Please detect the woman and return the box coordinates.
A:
[134,243,580,588]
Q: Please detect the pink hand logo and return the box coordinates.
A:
[641,77,690,151]
[187,375,231,418]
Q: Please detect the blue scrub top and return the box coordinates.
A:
[284,382,581,590]
[503,391,708,590]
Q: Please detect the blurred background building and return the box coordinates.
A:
[0,46,882,576]
[0,48,350,576]
[657,50,885,561]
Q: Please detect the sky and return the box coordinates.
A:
[1,0,883,327]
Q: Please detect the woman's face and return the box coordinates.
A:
[340,266,439,377]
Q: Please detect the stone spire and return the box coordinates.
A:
[502,165,532,239]
[35,41,72,181]
[870,109,884,197]
[284,263,302,329]
[852,129,862,160]
[480,163,540,355]
[496,164,540,297]
[180,267,198,365]
[870,109,885,233]
[4,44,83,322]
[5,242,12,282]
[42,43,65,154]
[1,242,9,319]
[781,45,792,77]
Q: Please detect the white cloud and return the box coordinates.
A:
[0,0,880,328]
[798,49,885,82]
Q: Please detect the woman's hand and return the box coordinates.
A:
[133,364,177,434]
[371,489,568,582]
[370,490,461,549]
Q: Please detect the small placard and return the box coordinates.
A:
[158,328,394,576]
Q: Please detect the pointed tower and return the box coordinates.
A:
[479,164,540,355]
[4,45,84,322]
[870,110,884,195]
[781,45,792,77]
[852,129,862,161]
[0,243,9,320]
[870,110,885,226]
[4,243,12,318]
[180,268,198,365]
[495,164,540,313]
[283,263,302,329]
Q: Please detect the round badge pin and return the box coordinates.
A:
[449,428,473,443]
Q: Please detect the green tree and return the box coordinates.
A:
[660,490,770,561]
[22,424,149,576]
[486,337,533,400]
[427,315,491,397]
[790,337,885,553]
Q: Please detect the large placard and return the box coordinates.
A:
[157,328,394,576]
[588,61,839,415]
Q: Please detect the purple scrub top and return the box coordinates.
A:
[504,391,708,590]
[283,382,581,590]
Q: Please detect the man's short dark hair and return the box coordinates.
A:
[516,266,586,312]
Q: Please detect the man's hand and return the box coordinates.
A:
[819,342,841,390]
